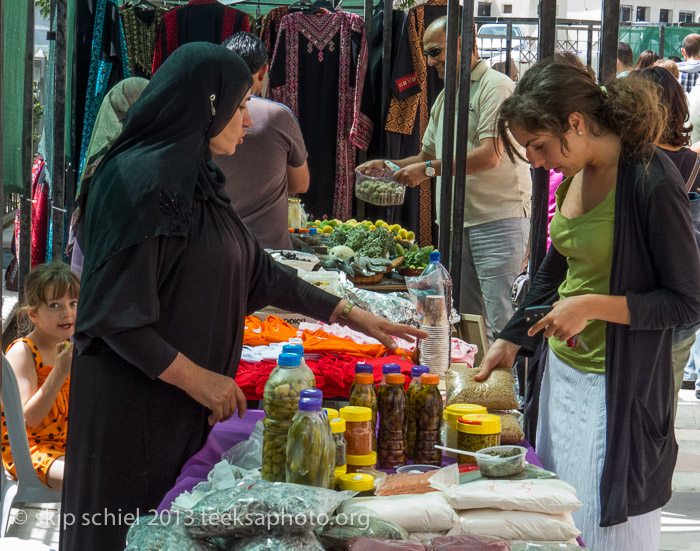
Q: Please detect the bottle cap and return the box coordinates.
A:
[298,397,322,411]
[444,403,488,422]
[421,373,439,385]
[411,365,430,378]
[339,406,372,422]
[355,363,374,374]
[346,451,377,466]
[283,344,305,357]
[386,373,405,385]
[382,363,401,374]
[330,417,346,433]
[324,407,339,420]
[457,414,502,434]
[309,227,318,234]
[277,353,301,367]
[339,473,374,492]
[300,388,323,401]
[429,251,440,262]
[355,373,374,385]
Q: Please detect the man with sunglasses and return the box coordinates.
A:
[358,16,531,343]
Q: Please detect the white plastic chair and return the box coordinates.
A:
[1,354,61,536]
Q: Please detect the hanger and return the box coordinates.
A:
[302,0,335,14]
[373,0,383,16]
[135,0,156,9]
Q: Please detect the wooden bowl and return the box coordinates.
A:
[398,267,424,277]
[349,273,384,285]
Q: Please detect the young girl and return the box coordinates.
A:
[1,262,79,490]
[477,62,700,550]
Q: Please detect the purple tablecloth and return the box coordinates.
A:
[157,410,542,512]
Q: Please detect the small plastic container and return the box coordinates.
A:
[330,417,347,468]
[406,365,431,460]
[377,363,401,404]
[346,451,377,473]
[396,464,441,474]
[476,445,527,477]
[377,373,407,469]
[355,167,405,206]
[338,473,375,496]
[456,413,501,465]
[339,406,373,456]
[349,373,378,447]
[349,363,374,399]
[443,404,488,458]
[334,464,347,486]
[324,407,339,420]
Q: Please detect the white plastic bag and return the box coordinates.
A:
[448,509,581,541]
[222,420,264,470]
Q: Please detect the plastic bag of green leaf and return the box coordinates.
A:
[186,480,354,538]
[511,544,588,551]
[317,515,409,550]
[226,532,325,550]
[124,515,223,551]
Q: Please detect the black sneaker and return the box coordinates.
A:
[683,380,697,390]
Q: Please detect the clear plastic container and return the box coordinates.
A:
[456,413,501,466]
[349,373,378,448]
[283,343,316,388]
[355,167,406,206]
[330,417,347,468]
[286,397,334,487]
[421,251,453,323]
[377,373,407,469]
[377,363,401,405]
[406,365,430,459]
[262,353,313,481]
[442,404,488,458]
[476,445,527,477]
[414,373,443,465]
[349,363,373,400]
[346,451,377,473]
[339,406,373,456]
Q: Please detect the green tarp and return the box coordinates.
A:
[620,26,700,61]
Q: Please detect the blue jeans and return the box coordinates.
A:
[460,217,530,343]
[685,328,700,392]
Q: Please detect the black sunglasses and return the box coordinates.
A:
[423,41,448,59]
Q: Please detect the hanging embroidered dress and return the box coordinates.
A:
[268,10,373,220]
[120,3,167,78]
[151,0,250,74]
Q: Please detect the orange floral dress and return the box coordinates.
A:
[1,337,70,486]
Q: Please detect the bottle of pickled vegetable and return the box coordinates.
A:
[349,373,378,446]
[349,363,373,399]
[262,353,313,481]
[376,363,401,405]
[377,373,407,469]
[286,397,334,488]
[300,388,335,487]
[406,365,430,459]
[414,373,444,465]
[283,343,316,388]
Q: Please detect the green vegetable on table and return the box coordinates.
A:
[331,225,397,258]
[400,245,435,269]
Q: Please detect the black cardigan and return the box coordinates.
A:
[500,150,700,526]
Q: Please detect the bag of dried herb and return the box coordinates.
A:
[446,366,519,410]
[125,515,222,551]
[226,533,325,551]
[316,515,410,551]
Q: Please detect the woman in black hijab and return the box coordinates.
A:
[61,43,424,550]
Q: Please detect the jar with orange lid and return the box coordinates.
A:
[456,413,501,465]
[339,406,373,455]
[406,365,430,459]
[346,451,377,473]
[414,373,443,465]
[349,373,378,446]
[377,373,407,469]
[442,404,487,458]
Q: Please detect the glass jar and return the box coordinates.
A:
[346,451,377,473]
[349,373,378,447]
[338,473,375,497]
[442,404,487,458]
[262,353,313,481]
[286,397,334,487]
[406,365,430,459]
[339,406,373,455]
[288,197,302,229]
[349,363,373,399]
[330,417,347,468]
[283,343,316,388]
[414,373,444,465]
[377,373,407,469]
[456,413,501,465]
[376,363,401,405]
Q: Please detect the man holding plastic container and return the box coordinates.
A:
[358,17,531,341]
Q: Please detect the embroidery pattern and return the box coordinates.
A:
[159,187,193,234]
[298,13,341,62]
[121,6,166,77]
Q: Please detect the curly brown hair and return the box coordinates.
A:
[497,61,666,163]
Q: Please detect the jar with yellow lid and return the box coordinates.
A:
[456,413,501,465]
[324,408,339,420]
[443,404,488,458]
[346,450,377,473]
[334,464,347,486]
[330,417,347,469]
[339,406,373,456]
[338,473,375,497]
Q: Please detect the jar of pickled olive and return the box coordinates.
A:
[330,417,347,468]
[406,365,430,459]
[414,373,443,465]
[349,363,373,399]
[338,473,375,497]
[324,407,339,420]
[283,343,316,388]
[442,404,487,458]
[286,397,334,488]
[349,373,378,446]
[346,451,377,473]
[456,413,501,465]
[339,406,373,456]
[376,363,401,405]
[300,388,335,488]
[262,353,313,481]
[377,373,407,469]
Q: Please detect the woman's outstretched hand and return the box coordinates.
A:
[474,339,520,381]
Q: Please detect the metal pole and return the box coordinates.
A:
[599,0,620,82]
[19,1,35,299]
[659,24,665,57]
[381,0,392,145]
[449,0,474,309]
[439,0,460,268]
[587,24,594,67]
[1,0,5,340]
[505,20,512,78]
[52,0,68,262]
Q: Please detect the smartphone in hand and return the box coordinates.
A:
[524,305,553,325]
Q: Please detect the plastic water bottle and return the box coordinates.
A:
[421,251,453,319]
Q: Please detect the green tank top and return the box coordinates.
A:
[548,178,615,373]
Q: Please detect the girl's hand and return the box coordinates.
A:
[474,339,520,381]
[527,296,591,341]
[55,341,73,376]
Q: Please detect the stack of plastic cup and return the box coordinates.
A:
[419,295,451,377]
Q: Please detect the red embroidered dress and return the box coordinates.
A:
[268,10,373,220]
[151,0,250,74]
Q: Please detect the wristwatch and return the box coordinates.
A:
[339,301,355,322]
[424,160,436,178]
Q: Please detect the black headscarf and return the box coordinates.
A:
[79,42,253,286]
